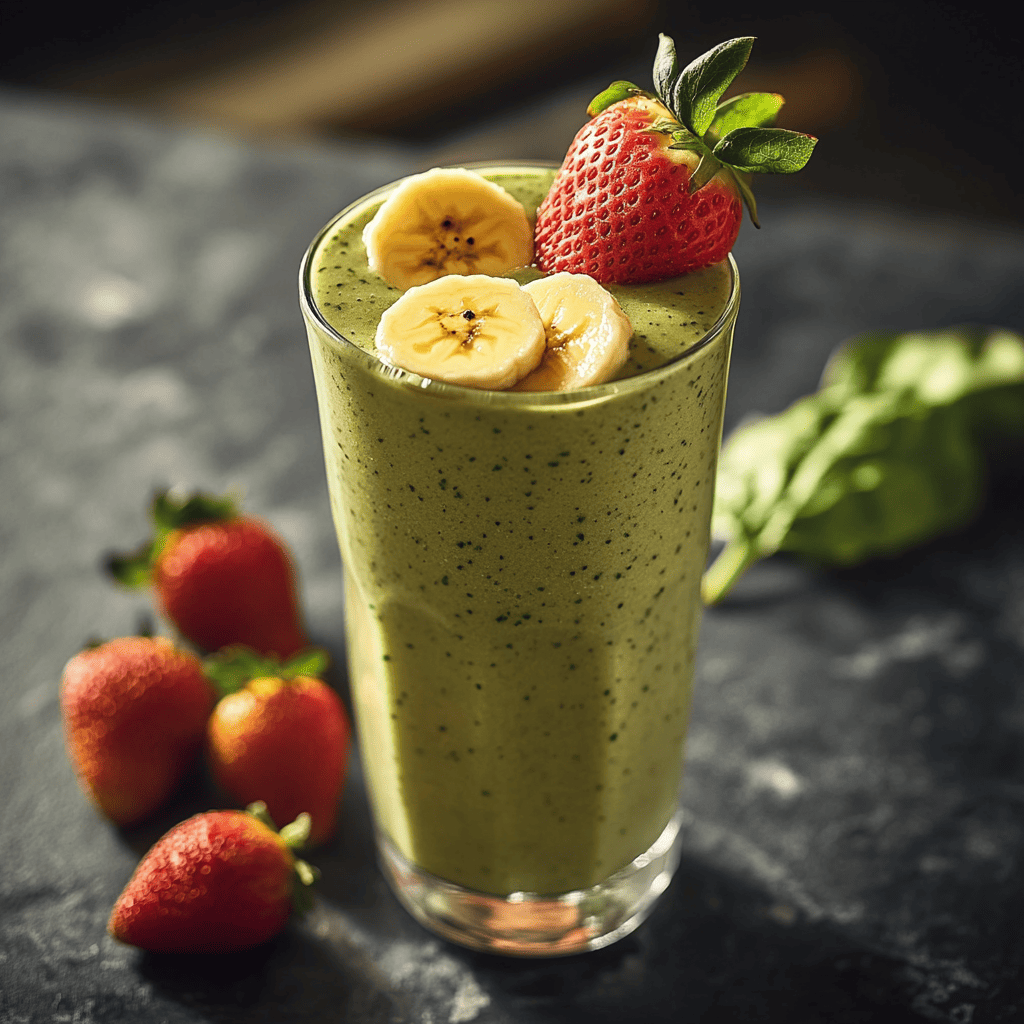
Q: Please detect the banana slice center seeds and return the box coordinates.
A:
[433,305,497,349]
[362,168,534,290]
[375,275,547,390]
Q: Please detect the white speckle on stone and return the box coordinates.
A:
[119,367,194,419]
[698,654,740,686]
[380,940,491,1023]
[831,613,985,681]
[681,808,863,926]
[79,274,153,328]
[682,726,716,764]
[965,832,1001,860]
[154,136,246,190]
[919,854,954,874]
[746,758,803,800]
[448,980,491,1024]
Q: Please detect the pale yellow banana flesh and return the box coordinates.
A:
[362,168,534,291]
[375,275,546,390]
[513,273,633,391]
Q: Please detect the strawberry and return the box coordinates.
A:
[205,647,349,846]
[108,802,317,953]
[60,636,215,825]
[534,34,817,284]
[109,491,308,659]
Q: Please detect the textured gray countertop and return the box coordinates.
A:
[1,88,1023,1023]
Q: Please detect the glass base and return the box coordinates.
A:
[377,807,684,957]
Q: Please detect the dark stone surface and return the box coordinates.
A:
[1,88,1022,1023]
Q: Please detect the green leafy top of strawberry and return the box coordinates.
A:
[204,645,331,699]
[588,34,817,227]
[107,490,240,588]
[244,800,319,911]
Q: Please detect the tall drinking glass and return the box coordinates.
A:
[300,163,739,956]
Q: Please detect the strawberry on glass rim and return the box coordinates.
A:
[534,34,817,284]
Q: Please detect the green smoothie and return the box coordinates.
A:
[301,165,737,897]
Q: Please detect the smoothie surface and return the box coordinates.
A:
[309,166,733,380]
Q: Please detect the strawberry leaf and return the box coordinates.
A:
[106,542,156,588]
[672,36,755,137]
[151,490,237,531]
[205,644,330,697]
[588,81,645,117]
[714,127,818,174]
[206,645,277,696]
[107,489,240,591]
[282,647,331,678]
[652,33,682,109]
[712,92,785,135]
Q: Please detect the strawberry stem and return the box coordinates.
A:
[247,800,278,830]
[245,803,319,914]
[279,813,313,849]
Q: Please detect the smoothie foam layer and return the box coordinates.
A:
[302,165,737,895]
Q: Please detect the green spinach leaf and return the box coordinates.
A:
[703,326,1024,604]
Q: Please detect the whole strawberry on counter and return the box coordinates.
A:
[534,34,817,283]
[60,636,215,825]
[109,491,308,659]
[205,646,350,846]
[108,801,317,953]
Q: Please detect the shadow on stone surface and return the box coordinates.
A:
[451,855,937,1024]
[138,927,404,1024]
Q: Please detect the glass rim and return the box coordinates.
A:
[299,160,740,407]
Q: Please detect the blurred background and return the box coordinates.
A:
[0,0,1015,224]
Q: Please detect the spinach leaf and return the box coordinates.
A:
[703,326,1024,604]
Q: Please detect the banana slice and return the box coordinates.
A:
[512,273,633,391]
[375,274,546,390]
[363,168,534,291]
